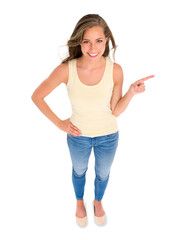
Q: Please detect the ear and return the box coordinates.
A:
[105,37,109,43]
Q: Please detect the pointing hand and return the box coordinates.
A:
[129,75,155,96]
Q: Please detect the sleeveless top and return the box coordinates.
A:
[66,56,118,137]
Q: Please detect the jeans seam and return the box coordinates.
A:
[96,176,99,201]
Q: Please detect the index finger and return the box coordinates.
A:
[140,75,155,82]
[136,75,155,85]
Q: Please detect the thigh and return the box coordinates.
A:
[93,131,119,179]
[67,134,92,175]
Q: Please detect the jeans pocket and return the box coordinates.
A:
[106,131,119,138]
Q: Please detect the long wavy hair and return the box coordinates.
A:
[60,14,117,63]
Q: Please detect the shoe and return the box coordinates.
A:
[76,216,87,227]
[93,201,106,226]
[76,204,87,227]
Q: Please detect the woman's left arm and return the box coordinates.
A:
[110,63,124,117]
[110,62,133,117]
[111,63,155,117]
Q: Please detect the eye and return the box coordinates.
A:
[83,41,89,44]
[97,39,103,43]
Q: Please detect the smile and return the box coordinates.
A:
[88,53,99,57]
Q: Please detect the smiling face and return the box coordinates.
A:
[80,25,108,61]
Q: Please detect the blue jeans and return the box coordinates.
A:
[66,131,119,201]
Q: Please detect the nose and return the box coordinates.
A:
[89,42,96,51]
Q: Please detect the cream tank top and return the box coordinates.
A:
[66,56,118,137]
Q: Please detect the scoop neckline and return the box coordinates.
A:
[75,57,108,87]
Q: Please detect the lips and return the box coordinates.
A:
[88,53,98,57]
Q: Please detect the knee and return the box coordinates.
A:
[73,167,87,178]
[95,166,110,180]
[96,172,110,181]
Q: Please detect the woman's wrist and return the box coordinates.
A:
[55,119,64,128]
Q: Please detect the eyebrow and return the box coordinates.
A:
[82,38,104,40]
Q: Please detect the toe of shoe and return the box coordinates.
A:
[76,216,87,227]
[94,214,106,225]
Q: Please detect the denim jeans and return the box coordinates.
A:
[66,131,119,201]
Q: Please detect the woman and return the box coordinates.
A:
[31,14,154,227]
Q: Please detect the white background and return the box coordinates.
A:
[0,0,186,239]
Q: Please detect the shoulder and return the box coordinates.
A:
[113,62,123,73]
[57,61,69,74]
[113,62,124,85]
[50,61,69,85]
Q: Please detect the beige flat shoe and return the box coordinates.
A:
[76,216,87,227]
[76,204,87,227]
[94,214,106,225]
[93,202,106,226]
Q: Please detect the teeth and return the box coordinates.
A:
[89,53,98,56]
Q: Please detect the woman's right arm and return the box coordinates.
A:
[31,63,82,136]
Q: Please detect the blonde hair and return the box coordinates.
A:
[60,14,117,63]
